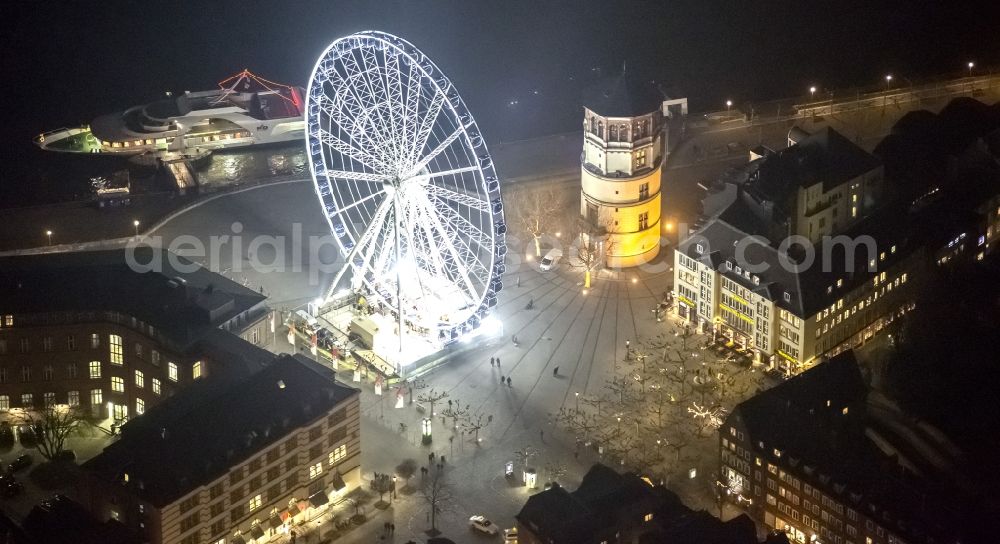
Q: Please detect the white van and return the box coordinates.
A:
[539,248,563,271]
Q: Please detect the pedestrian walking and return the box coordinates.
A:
[391,523,395,534]
[553,366,559,376]
[500,374,505,384]
[540,429,544,441]
[441,455,446,464]
[490,356,495,367]
[496,357,500,368]
[507,376,512,387]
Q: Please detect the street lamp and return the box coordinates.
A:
[133,220,140,238]
[885,74,893,89]
[968,61,975,76]
[725,100,732,112]
[809,86,816,99]
[575,391,580,412]
[45,230,52,246]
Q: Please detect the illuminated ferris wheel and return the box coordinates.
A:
[306,31,506,341]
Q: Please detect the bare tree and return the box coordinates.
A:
[14,404,89,461]
[395,459,417,491]
[373,473,394,507]
[417,388,449,416]
[421,464,455,535]
[543,460,568,484]
[461,412,493,444]
[513,445,538,469]
[510,188,565,256]
[572,227,611,288]
[440,401,470,429]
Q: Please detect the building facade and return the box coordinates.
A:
[721,352,969,544]
[78,355,361,544]
[580,76,666,268]
[674,204,922,373]
[0,249,272,422]
[516,464,767,544]
[672,127,926,373]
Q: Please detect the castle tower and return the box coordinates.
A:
[580,76,664,268]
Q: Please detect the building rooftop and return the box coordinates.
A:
[82,354,359,507]
[582,75,664,118]
[0,248,267,352]
[746,127,882,200]
[21,495,135,544]
[679,195,914,318]
[729,352,977,543]
[517,464,760,544]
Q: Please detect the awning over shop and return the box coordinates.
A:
[297,500,308,512]
[309,491,330,507]
[231,536,246,544]
[269,514,283,529]
[250,524,265,539]
[330,471,347,491]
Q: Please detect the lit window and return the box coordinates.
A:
[43,392,55,407]
[21,393,32,407]
[136,398,145,415]
[90,389,103,405]
[168,362,178,382]
[192,361,203,380]
[309,462,323,479]
[248,494,262,511]
[111,376,125,393]
[68,391,80,406]
[152,378,161,395]
[0,395,8,411]
[109,334,123,365]
[89,361,102,379]
[328,445,347,465]
[2,315,12,327]
[643,513,654,522]
[135,370,144,388]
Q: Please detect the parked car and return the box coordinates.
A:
[1,479,23,498]
[469,515,500,535]
[8,454,32,473]
[504,526,518,542]
[539,248,562,271]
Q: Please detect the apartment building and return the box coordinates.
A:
[674,192,923,373]
[0,248,273,421]
[516,464,775,544]
[672,127,928,373]
[742,127,884,245]
[721,352,975,544]
[78,354,361,544]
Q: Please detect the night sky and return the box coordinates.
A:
[2,0,997,205]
